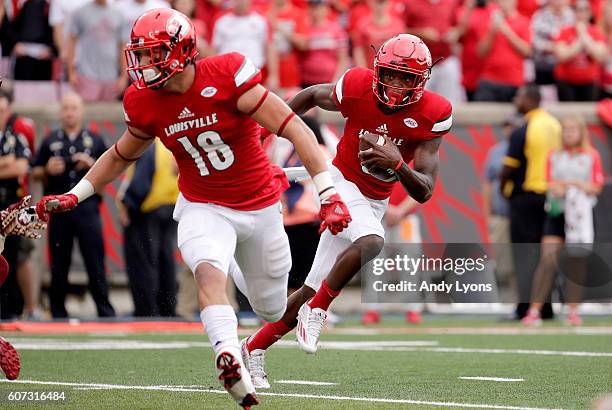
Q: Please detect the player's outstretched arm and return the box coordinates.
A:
[238,84,329,178]
[35,127,154,221]
[237,85,351,235]
[286,83,339,115]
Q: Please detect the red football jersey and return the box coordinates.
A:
[332,67,452,200]
[123,53,288,211]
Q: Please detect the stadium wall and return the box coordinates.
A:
[15,103,612,276]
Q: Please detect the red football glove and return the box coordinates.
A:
[318,193,352,235]
[36,194,78,222]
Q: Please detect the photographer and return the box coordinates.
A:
[31,93,114,318]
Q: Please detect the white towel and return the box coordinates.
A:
[564,186,595,245]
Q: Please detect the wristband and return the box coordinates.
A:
[68,179,95,203]
[393,159,404,172]
[312,171,337,200]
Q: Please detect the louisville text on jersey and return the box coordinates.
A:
[164,113,219,137]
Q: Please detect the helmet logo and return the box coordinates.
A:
[166,13,189,41]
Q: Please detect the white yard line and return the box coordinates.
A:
[321,327,612,336]
[459,377,525,382]
[6,339,438,351]
[7,338,611,357]
[0,379,563,410]
[378,346,612,357]
[275,380,338,386]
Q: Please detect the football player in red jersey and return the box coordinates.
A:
[34,9,351,409]
[241,34,452,388]
[0,195,46,381]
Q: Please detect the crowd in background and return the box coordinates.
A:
[2,0,612,103]
[0,0,609,322]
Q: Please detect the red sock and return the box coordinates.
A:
[247,320,292,352]
[308,280,340,311]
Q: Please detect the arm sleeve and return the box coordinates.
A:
[428,100,453,138]
[223,53,262,109]
[229,53,262,97]
[331,69,352,118]
[122,89,156,137]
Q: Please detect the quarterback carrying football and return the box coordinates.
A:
[241,34,452,388]
[34,9,351,409]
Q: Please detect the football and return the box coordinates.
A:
[358,132,399,182]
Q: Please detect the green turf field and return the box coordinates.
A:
[1,315,611,409]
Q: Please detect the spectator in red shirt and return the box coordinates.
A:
[456,0,495,101]
[554,0,608,101]
[346,0,405,40]
[268,0,308,89]
[517,0,540,19]
[352,0,406,69]
[404,0,463,103]
[475,0,531,102]
[346,0,370,38]
[300,0,348,88]
[194,0,222,41]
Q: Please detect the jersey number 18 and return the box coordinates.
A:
[177,131,235,176]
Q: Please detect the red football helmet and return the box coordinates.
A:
[372,34,432,107]
[125,8,198,89]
